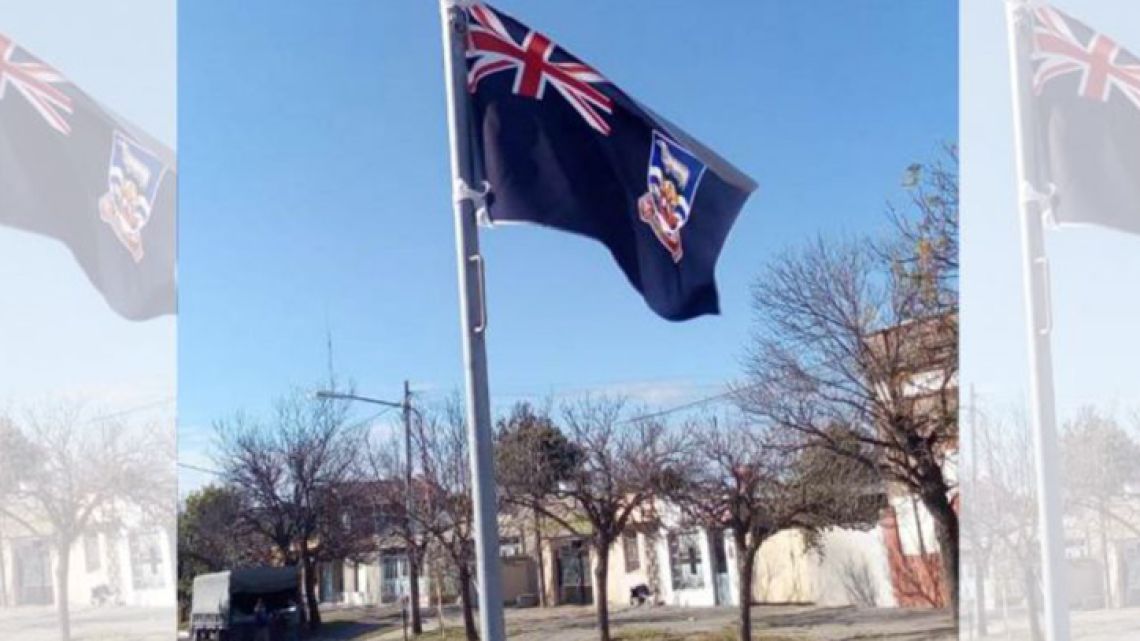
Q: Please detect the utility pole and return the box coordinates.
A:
[971,385,987,637]
[315,386,425,633]
[403,380,422,634]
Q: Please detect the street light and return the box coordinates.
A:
[315,382,423,634]
[313,390,399,407]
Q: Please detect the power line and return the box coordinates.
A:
[617,383,758,425]
[411,381,757,425]
[178,461,221,477]
[85,397,175,423]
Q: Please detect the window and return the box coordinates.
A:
[382,554,408,580]
[129,531,165,590]
[622,533,640,573]
[84,533,101,572]
[374,508,396,536]
[500,536,523,557]
[668,530,705,590]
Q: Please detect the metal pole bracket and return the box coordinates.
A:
[1020,180,1058,227]
[454,178,494,228]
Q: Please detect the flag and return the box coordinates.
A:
[0,33,175,321]
[461,3,756,321]
[1022,5,1140,234]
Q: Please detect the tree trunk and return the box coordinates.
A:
[1023,561,1043,641]
[973,548,988,636]
[734,534,758,641]
[56,537,72,641]
[593,543,611,641]
[302,550,322,630]
[408,536,423,634]
[457,561,478,641]
[436,569,447,638]
[1100,501,1112,609]
[921,490,959,617]
[0,517,8,608]
[533,508,547,608]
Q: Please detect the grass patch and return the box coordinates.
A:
[616,629,674,641]
[615,625,804,641]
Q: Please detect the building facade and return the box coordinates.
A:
[0,507,174,610]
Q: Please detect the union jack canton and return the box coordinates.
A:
[1032,5,1140,110]
[1020,4,1140,236]
[0,33,73,135]
[465,3,613,135]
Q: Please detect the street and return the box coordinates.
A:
[974,606,1140,641]
[0,605,172,641]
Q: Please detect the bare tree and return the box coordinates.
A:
[408,397,480,641]
[519,397,683,641]
[888,145,959,318]
[970,409,1043,641]
[361,430,430,632]
[215,389,371,630]
[740,232,959,615]
[2,404,171,641]
[1062,407,1140,608]
[494,401,583,608]
[0,415,41,608]
[671,417,882,641]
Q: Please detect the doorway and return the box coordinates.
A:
[14,539,53,606]
[711,530,731,606]
[556,540,592,605]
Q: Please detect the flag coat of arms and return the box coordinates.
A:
[1021,5,1140,234]
[461,3,756,321]
[0,33,175,320]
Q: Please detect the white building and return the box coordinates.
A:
[0,506,174,610]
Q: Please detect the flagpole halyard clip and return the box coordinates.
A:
[469,253,487,334]
[454,178,491,333]
[1020,180,1055,337]
[454,178,494,227]
[1035,255,1052,336]
[1020,180,1058,227]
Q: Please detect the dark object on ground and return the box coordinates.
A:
[629,584,654,606]
[91,584,117,606]
[516,594,539,608]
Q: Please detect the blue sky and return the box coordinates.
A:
[178,0,957,489]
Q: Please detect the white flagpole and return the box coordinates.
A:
[1004,2,1070,640]
[439,2,507,640]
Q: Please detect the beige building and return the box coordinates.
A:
[316,538,538,609]
[523,502,897,610]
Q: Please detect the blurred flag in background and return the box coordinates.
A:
[1023,4,1140,234]
[0,33,175,320]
